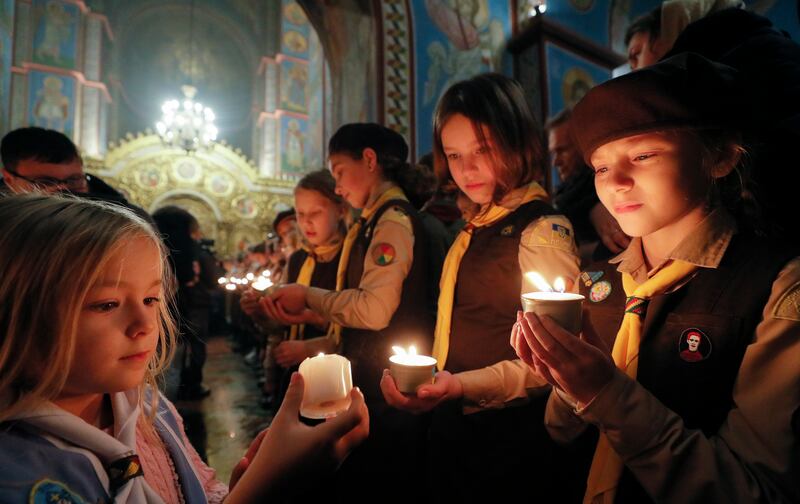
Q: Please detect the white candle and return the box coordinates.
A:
[389,345,437,394]
[298,353,353,419]
[522,273,584,334]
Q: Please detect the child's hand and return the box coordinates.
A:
[265,298,325,327]
[226,373,369,503]
[380,369,463,414]
[229,428,268,491]
[269,284,308,314]
[273,340,309,367]
[516,311,614,406]
[240,290,268,324]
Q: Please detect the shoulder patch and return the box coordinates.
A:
[30,479,87,504]
[774,281,800,322]
[580,271,604,287]
[524,216,578,253]
[371,242,396,266]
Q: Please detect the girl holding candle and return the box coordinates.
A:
[260,169,347,408]
[514,53,800,502]
[380,73,581,501]
[0,194,369,504]
[268,123,435,499]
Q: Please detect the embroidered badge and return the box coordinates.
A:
[551,223,572,245]
[108,454,144,492]
[371,243,396,266]
[29,479,87,504]
[500,224,515,236]
[678,328,712,362]
[625,296,649,317]
[774,282,800,322]
[589,280,612,302]
[580,271,604,287]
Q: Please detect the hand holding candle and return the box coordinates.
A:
[522,272,584,334]
[298,353,353,419]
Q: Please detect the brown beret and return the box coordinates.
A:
[570,53,742,165]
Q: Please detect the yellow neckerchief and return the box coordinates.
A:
[430,181,549,370]
[326,184,408,345]
[584,259,699,504]
[289,238,343,341]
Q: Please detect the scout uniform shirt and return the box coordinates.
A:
[306,181,432,399]
[448,189,581,413]
[426,187,581,502]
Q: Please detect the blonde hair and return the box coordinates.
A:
[0,194,177,423]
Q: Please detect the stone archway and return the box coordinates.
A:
[87,133,294,257]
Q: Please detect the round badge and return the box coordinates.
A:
[678,328,712,362]
[371,243,396,266]
[589,280,612,303]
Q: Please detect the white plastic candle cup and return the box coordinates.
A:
[298,353,353,419]
[389,354,437,394]
[521,292,585,335]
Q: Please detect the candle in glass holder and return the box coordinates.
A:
[298,353,353,419]
[389,345,437,394]
[522,273,584,334]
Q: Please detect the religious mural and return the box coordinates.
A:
[32,0,79,70]
[306,26,326,170]
[28,70,74,135]
[279,115,307,175]
[545,42,610,185]
[279,58,308,114]
[281,0,310,59]
[413,0,512,157]
[0,0,14,135]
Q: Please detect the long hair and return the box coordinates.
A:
[328,123,431,209]
[432,73,546,204]
[0,194,177,422]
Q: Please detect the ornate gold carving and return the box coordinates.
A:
[88,134,295,257]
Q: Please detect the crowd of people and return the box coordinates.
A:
[1,2,799,503]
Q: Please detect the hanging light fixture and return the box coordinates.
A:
[155,0,217,152]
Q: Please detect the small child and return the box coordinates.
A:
[0,194,369,504]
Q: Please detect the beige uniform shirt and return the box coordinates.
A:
[541,210,800,502]
[307,182,414,331]
[455,189,581,413]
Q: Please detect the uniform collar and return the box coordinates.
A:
[609,208,737,282]
[364,181,398,213]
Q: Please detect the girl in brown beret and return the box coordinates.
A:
[380,73,581,500]
[514,53,800,503]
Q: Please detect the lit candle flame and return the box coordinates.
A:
[252,278,274,291]
[525,271,553,292]
[225,283,236,291]
[246,272,255,281]
[218,277,227,285]
[409,345,417,356]
[392,345,407,356]
[554,277,565,293]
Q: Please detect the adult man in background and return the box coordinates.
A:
[547,109,629,261]
[1,127,149,221]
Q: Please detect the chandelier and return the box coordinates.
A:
[155,0,217,153]
[156,84,218,152]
